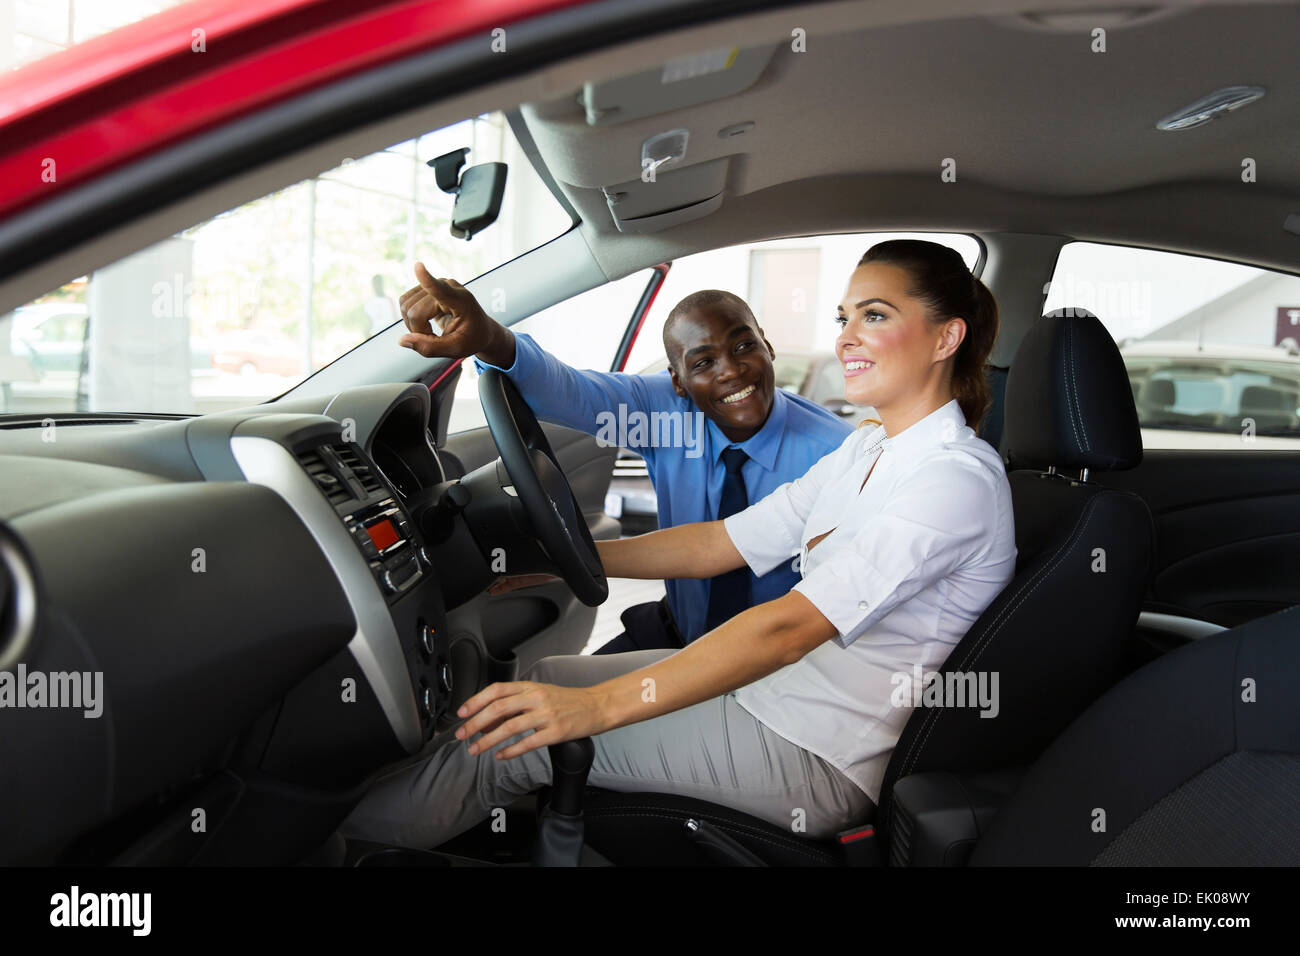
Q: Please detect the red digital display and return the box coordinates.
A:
[365,519,400,552]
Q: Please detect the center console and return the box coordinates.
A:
[228,418,457,776]
[293,437,460,738]
[296,442,426,600]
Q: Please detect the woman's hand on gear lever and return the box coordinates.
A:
[397,261,515,366]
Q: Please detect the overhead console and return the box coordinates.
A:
[523,42,779,234]
[603,157,730,234]
[578,44,776,125]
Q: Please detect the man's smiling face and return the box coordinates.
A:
[667,304,777,444]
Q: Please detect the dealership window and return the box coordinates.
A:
[0,111,572,416]
[747,247,822,351]
[5,0,194,70]
[1045,242,1300,449]
[445,270,656,435]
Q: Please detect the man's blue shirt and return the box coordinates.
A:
[475,333,853,642]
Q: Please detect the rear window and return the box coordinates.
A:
[1045,242,1300,448]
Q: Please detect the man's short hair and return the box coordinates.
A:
[662,290,758,367]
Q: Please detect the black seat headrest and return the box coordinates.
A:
[1002,308,1142,472]
[1141,378,1175,408]
[1241,384,1295,410]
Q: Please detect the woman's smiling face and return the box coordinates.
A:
[835,262,962,411]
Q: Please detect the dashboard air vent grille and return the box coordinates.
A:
[297,448,351,505]
[335,445,383,495]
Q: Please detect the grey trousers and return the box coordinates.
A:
[338,649,874,849]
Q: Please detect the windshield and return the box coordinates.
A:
[0,111,572,416]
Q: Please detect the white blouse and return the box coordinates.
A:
[723,398,1017,804]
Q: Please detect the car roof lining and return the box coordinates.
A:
[526,0,1300,280]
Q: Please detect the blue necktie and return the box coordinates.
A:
[705,447,752,632]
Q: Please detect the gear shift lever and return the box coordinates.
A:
[532,737,595,866]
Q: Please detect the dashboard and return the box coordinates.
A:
[0,381,502,865]
[371,429,443,502]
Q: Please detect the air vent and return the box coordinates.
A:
[889,808,914,867]
[297,448,351,506]
[336,445,383,496]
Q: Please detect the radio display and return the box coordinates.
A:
[365,518,400,552]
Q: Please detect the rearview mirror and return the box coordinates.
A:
[428,148,507,241]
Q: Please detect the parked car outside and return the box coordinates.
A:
[7,303,89,374]
[210,328,304,377]
[1121,340,1300,449]
[8,303,215,376]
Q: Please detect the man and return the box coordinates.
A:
[364,275,399,336]
[398,262,851,653]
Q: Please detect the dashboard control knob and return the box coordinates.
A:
[439,661,453,695]
[420,623,436,657]
[420,684,434,720]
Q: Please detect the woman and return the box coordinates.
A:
[339,239,1017,849]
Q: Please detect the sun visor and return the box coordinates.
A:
[579,44,776,126]
[603,157,729,234]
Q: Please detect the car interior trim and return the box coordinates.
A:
[1137,610,1230,642]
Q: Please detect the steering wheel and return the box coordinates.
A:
[478,368,608,607]
[0,520,41,671]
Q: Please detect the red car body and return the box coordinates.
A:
[0,0,586,221]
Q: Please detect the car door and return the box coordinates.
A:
[1099,450,1300,631]
[435,268,661,673]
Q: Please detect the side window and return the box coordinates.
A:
[446,269,655,433]
[1045,242,1300,449]
[624,232,982,383]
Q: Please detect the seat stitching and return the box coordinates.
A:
[1066,318,1090,452]
[965,498,1104,672]
[896,494,1105,780]
[903,498,1102,773]
[895,497,1087,780]
[1064,318,1082,453]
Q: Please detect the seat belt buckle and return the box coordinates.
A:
[836,823,882,867]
